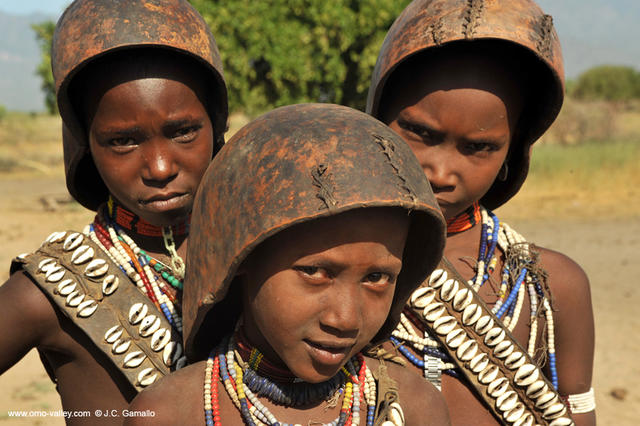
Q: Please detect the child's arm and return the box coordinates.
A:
[0,271,61,373]
[540,248,596,426]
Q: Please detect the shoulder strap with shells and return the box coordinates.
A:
[373,361,405,426]
[407,257,574,426]
[14,230,185,392]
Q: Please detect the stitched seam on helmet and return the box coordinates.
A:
[536,14,554,61]
[462,0,484,39]
[428,18,445,45]
[373,135,418,204]
[311,163,338,210]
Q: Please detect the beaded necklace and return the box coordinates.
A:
[84,202,185,334]
[391,206,558,390]
[109,197,189,238]
[204,333,378,426]
[445,202,481,235]
[107,196,187,280]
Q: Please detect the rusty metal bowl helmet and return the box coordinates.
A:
[53,0,228,211]
[183,103,446,360]
[367,0,565,209]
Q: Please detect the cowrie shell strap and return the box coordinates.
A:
[14,230,182,392]
[406,258,574,425]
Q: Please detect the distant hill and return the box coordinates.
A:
[0,11,55,112]
[1,2,639,111]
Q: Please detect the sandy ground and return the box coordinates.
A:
[0,175,638,425]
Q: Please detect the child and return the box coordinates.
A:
[0,0,227,419]
[126,103,451,425]
[366,0,594,425]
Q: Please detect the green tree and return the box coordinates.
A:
[32,21,56,114]
[191,0,410,114]
[572,65,640,101]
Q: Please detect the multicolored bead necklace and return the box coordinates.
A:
[391,205,559,389]
[204,332,378,426]
[84,198,186,334]
[107,196,187,281]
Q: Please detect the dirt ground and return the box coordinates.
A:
[0,174,638,425]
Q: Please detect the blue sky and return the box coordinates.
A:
[0,0,70,16]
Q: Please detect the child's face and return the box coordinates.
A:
[241,208,409,383]
[381,55,523,220]
[87,68,213,226]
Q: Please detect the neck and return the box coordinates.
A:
[235,327,302,383]
[107,196,190,238]
[446,201,481,235]
[96,198,188,280]
[219,332,360,406]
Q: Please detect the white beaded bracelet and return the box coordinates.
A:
[566,387,596,414]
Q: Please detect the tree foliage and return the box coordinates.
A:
[32,21,57,115]
[190,0,410,114]
[572,65,640,101]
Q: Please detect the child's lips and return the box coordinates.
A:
[303,339,354,366]
[139,192,189,212]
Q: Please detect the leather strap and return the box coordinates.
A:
[12,230,184,392]
[406,257,574,425]
[373,361,404,426]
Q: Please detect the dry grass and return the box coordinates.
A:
[0,112,63,176]
[501,98,640,219]
[499,140,640,220]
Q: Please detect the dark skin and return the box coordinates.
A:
[0,58,215,424]
[126,209,450,425]
[380,54,595,426]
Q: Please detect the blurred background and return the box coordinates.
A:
[0,0,638,424]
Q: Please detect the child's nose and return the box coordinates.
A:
[141,140,178,185]
[320,283,361,336]
[420,146,456,190]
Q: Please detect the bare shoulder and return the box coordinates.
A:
[534,245,592,308]
[367,357,450,426]
[535,246,588,283]
[0,270,61,372]
[0,270,59,325]
[125,361,206,425]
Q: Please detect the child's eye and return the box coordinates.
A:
[109,137,136,146]
[293,265,329,281]
[463,142,498,154]
[363,272,394,287]
[107,137,137,152]
[399,121,432,141]
[173,125,201,143]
